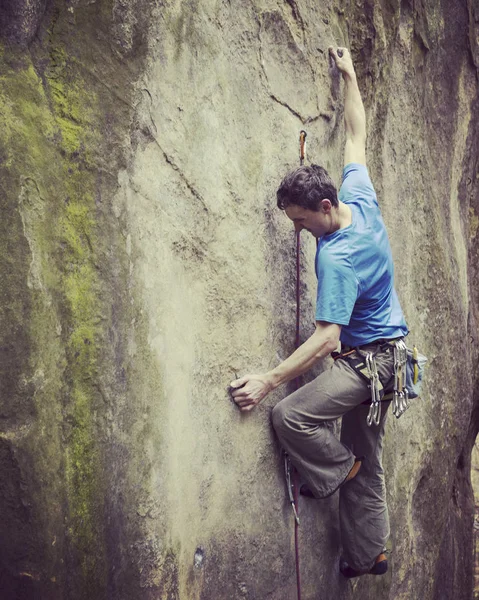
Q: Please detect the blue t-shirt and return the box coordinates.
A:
[315,163,408,347]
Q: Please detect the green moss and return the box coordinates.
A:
[0,40,105,589]
[65,384,98,576]
[0,40,105,582]
[0,4,150,585]
[0,61,54,168]
[0,40,109,586]
[46,47,99,162]
[43,45,105,584]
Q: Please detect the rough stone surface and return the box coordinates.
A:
[0,0,47,45]
[0,1,478,599]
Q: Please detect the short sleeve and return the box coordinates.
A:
[339,163,378,208]
[315,252,359,325]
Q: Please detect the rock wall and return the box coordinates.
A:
[0,1,478,599]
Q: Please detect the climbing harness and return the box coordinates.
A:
[333,345,388,426]
[333,339,427,424]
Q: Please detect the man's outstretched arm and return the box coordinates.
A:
[230,321,341,412]
[329,47,367,167]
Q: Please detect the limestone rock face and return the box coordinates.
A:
[0,1,478,599]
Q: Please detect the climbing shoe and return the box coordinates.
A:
[339,553,388,578]
[300,457,364,498]
[345,456,364,482]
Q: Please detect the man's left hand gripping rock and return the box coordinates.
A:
[230,374,274,412]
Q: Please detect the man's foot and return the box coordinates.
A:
[300,457,364,499]
[345,456,363,482]
[339,553,388,578]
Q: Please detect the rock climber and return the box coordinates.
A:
[230,47,409,577]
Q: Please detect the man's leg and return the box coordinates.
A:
[339,349,394,572]
[271,358,370,499]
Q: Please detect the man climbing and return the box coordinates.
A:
[230,47,409,577]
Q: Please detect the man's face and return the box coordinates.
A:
[284,202,333,238]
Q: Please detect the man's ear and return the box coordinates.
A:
[320,199,332,213]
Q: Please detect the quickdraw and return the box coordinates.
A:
[299,130,307,165]
[365,353,382,426]
[333,347,388,427]
[392,339,410,418]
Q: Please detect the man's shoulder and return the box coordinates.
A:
[342,162,368,178]
[339,163,377,206]
[317,235,354,268]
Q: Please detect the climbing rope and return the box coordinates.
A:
[285,129,307,600]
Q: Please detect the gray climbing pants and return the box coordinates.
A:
[271,343,394,573]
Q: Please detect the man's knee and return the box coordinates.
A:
[271,400,288,434]
[272,399,299,435]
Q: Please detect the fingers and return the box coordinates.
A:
[328,46,347,60]
[235,397,257,412]
[232,393,250,402]
[328,47,354,78]
[228,373,270,412]
[229,378,259,411]
[230,377,247,389]
[231,386,255,402]
[235,397,255,408]
[233,394,258,412]
[229,380,250,403]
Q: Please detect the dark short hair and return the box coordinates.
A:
[276,164,338,211]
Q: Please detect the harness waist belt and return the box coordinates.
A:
[341,336,404,353]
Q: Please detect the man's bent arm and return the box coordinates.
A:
[267,321,340,389]
[230,322,341,412]
[329,47,367,166]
